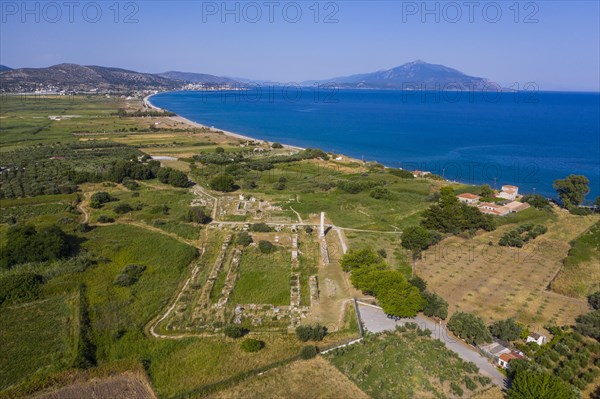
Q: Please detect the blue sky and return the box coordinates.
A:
[1,1,599,91]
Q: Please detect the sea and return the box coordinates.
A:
[150,88,600,200]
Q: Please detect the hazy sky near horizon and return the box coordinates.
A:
[1,1,599,91]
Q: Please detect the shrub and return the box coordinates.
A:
[300,345,319,359]
[223,325,248,339]
[240,338,264,352]
[464,376,477,391]
[113,264,145,286]
[113,273,137,287]
[210,173,235,192]
[215,147,225,153]
[236,232,253,246]
[295,324,328,342]
[249,223,272,232]
[489,318,523,341]
[113,202,133,214]
[273,181,286,190]
[447,312,492,345]
[90,191,117,208]
[185,207,211,224]
[450,382,464,397]
[98,215,115,223]
[370,187,391,199]
[1,225,76,268]
[258,240,275,254]
[271,142,283,148]
[122,178,140,190]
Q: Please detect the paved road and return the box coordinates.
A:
[358,303,507,388]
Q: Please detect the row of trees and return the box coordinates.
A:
[340,249,448,318]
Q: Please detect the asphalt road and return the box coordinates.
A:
[358,303,507,388]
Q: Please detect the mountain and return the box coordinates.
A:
[308,60,492,90]
[158,71,238,86]
[0,63,180,93]
[0,65,12,72]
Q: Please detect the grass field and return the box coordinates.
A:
[326,329,493,398]
[0,295,74,390]
[418,207,598,329]
[552,221,600,298]
[206,356,369,399]
[230,243,291,306]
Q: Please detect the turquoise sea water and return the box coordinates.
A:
[150,89,600,200]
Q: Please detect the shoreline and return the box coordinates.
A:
[144,94,306,152]
[144,93,472,187]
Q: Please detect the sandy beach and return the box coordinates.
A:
[144,94,306,152]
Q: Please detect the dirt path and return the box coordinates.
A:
[77,192,91,224]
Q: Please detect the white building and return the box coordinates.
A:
[457,193,481,205]
[497,185,519,201]
[526,333,547,346]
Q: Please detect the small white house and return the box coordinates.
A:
[526,332,547,346]
[457,193,481,205]
[497,185,519,201]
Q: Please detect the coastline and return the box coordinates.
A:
[143,93,466,185]
[144,94,306,152]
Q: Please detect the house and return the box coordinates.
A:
[480,341,511,358]
[504,201,531,213]
[526,332,547,346]
[478,202,510,216]
[498,351,524,369]
[497,185,519,201]
[412,170,431,178]
[457,193,481,205]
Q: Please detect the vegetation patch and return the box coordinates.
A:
[326,329,492,398]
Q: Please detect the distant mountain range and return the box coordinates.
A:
[0,61,496,93]
[157,71,238,86]
[306,60,492,90]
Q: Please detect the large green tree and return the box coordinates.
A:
[447,312,492,345]
[423,291,449,320]
[508,370,577,399]
[553,175,590,207]
[489,318,523,341]
[421,186,495,234]
[340,248,385,272]
[210,173,235,192]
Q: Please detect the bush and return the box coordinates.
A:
[295,324,328,342]
[450,382,464,397]
[0,272,43,305]
[98,215,115,223]
[113,264,145,286]
[249,223,272,232]
[236,232,253,246]
[185,207,211,224]
[240,338,264,352]
[258,240,275,254]
[90,191,117,208]
[210,173,235,192]
[122,178,140,190]
[223,325,248,339]
[370,187,391,199]
[447,312,492,345]
[300,345,319,359]
[271,142,283,148]
[113,203,133,214]
[1,225,76,268]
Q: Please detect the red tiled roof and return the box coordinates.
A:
[457,193,480,200]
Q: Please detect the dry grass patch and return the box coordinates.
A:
[418,211,598,329]
[206,357,369,399]
[31,371,156,399]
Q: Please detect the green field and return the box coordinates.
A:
[0,294,74,389]
[230,245,291,306]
